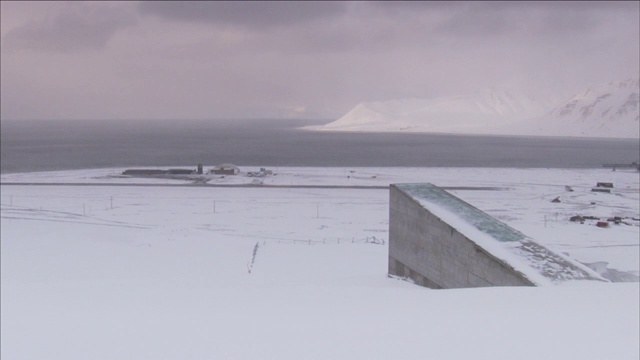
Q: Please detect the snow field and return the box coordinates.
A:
[1,167,639,359]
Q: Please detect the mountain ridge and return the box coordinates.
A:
[307,79,639,139]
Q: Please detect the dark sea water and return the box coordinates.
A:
[1,119,639,174]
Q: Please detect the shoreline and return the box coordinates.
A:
[298,124,640,140]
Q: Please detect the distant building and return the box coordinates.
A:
[122,169,167,176]
[210,163,240,175]
[123,167,195,176]
[167,169,195,175]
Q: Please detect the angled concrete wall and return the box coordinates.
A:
[389,185,534,289]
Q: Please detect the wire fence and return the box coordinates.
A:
[0,194,385,214]
[266,235,385,246]
[246,236,385,274]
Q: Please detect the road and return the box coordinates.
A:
[0,182,507,191]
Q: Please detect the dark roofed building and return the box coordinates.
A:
[167,169,195,175]
[123,168,195,176]
[123,169,167,176]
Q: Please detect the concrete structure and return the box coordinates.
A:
[210,163,240,175]
[389,183,605,289]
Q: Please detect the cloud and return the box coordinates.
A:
[1,1,638,120]
[138,1,347,30]
[3,3,136,52]
[368,1,638,38]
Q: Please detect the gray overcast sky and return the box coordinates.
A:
[1,1,638,121]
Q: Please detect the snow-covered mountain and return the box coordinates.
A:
[504,79,639,138]
[307,79,639,139]
[311,88,549,134]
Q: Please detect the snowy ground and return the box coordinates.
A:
[1,167,638,359]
